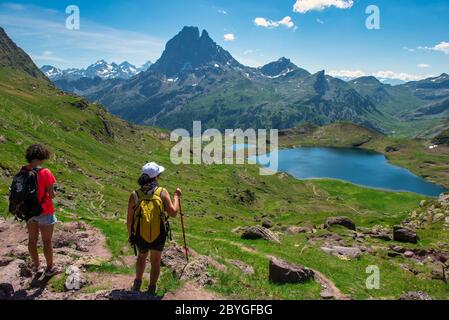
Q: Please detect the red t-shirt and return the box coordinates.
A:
[37,168,56,215]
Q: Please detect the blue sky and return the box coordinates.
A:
[1,0,448,81]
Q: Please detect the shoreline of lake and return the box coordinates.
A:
[247,145,447,197]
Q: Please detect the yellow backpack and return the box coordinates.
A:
[131,187,167,245]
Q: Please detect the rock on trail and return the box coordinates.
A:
[393,226,419,244]
[325,216,356,231]
[241,226,280,243]
[161,245,227,286]
[269,257,314,284]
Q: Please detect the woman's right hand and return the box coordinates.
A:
[174,188,182,197]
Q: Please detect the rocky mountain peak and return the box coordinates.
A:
[149,26,240,77]
[260,57,299,77]
[313,70,329,95]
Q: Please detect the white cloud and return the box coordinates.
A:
[217,9,228,15]
[254,16,295,29]
[328,69,366,78]
[329,69,432,82]
[433,41,449,54]
[417,64,430,68]
[316,18,325,24]
[403,46,416,52]
[373,70,428,82]
[243,49,254,55]
[293,0,354,14]
[224,33,235,41]
[32,50,67,63]
[417,42,449,55]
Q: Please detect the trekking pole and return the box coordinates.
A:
[179,199,189,263]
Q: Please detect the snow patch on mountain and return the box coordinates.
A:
[41,60,152,81]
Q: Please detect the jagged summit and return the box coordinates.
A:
[260,57,299,77]
[149,26,240,77]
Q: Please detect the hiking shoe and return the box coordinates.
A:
[147,284,157,296]
[132,279,142,292]
[31,266,44,275]
[44,266,62,277]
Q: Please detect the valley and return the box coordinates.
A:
[0,26,448,300]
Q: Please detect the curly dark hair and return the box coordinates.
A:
[138,174,157,187]
[25,144,51,163]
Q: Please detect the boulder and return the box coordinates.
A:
[321,245,363,260]
[0,259,27,293]
[262,219,273,229]
[320,289,335,300]
[241,226,280,243]
[390,245,405,253]
[431,267,446,282]
[9,245,28,259]
[325,216,356,231]
[433,213,445,223]
[269,257,314,284]
[399,291,432,300]
[393,226,419,244]
[161,245,224,285]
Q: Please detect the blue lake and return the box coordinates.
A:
[253,147,447,197]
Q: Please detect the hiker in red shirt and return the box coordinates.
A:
[24,144,59,276]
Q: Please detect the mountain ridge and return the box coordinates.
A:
[0,27,48,80]
[41,60,152,81]
[34,25,449,136]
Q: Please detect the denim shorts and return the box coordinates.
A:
[28,214,58,226]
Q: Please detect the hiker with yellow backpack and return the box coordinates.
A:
[127,162,182,294]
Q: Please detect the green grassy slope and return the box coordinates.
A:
[1,69,448,299]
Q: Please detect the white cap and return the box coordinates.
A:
[141,162,165,178]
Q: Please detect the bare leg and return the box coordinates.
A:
[136,251,149,281]
[40,224,54,269]
[149,250,162,287]
[27,221,40,268]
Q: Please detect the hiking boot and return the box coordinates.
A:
[31,266,44,275]
[132,279,142,292]
[147,284,157,296]
[44,266,62,277]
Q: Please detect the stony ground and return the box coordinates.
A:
[1,193,448,300]
[0,218,222,300]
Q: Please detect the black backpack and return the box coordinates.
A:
[8,167,43,221]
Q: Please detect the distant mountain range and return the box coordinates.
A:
[34,26,449,136]
[40,60,152,81]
